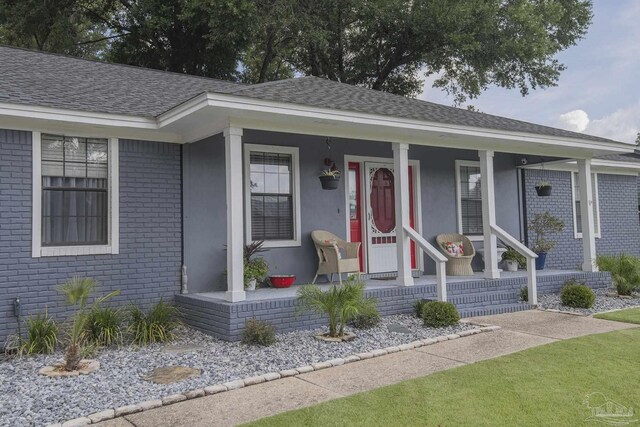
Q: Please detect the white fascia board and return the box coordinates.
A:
[0,102,157,128]
[521,159,640,176]
[156,92,635,155]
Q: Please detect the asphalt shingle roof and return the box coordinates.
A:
[0,45,623,145]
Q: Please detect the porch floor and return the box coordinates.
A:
[194,269,580,302]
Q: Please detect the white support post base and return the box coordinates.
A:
[479,150,500,279]
[224,126,246,302]
[577,159,598,272]
[435,261,447,302]
[393,142,414,286]
[527,257,538,305]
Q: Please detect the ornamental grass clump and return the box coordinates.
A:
[421,301,460,328]
[242,318,276,346]
[58,277,119,371]
[10,310,58,356]
[128,299,181,345]
[560,280,595,309]
[596,254,640,296]
[297,278,376,338]
[86,305,124,347]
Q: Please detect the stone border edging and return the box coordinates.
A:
[48,325,501,427]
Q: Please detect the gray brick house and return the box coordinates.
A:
[0,45,638,342]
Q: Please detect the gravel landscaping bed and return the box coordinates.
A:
[538,288,640,315]
[0,315,477,426]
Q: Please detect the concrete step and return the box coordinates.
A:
[449,290,523,309]
[458,302,534,319]
[447,280,526,296]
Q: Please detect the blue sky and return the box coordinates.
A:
[419,0,640,144]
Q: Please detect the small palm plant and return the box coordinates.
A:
[58,277,119,371]
[297,278,377,338]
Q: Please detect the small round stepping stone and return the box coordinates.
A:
[387,324,412,334]
[143,366,201,384]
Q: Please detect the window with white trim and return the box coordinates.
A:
[456,160,483,237]
[244,144,300,247]
[33,132,119,257]
[572,172,600,238]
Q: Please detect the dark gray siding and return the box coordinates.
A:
[183,129,522,293]
[524,169,640,269]
[0,129,182,344]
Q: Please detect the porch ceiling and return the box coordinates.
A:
[158,93,633,159]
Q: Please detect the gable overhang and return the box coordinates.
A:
[157,92,635,158]
[0,92,635,159]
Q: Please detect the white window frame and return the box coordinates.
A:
[32,131,120,257]
[243,143,301,248]
[571,172,601,239]
[455,160,483,241]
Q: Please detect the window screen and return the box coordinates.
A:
[459,165,483,235]
[41,134,109,246]
[573,173,599,235]
[248,151,294,241]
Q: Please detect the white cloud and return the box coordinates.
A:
[584,101,640,144]
[556,102,640,144]
[557,109,590,132]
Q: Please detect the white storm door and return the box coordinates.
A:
[364,162,398,273]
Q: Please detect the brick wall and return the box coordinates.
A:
[177,271,611,341]
[0,129,182,344]
[524,169,640,269]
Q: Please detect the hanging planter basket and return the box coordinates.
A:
[535,184,552,197]
[319,175,340,190]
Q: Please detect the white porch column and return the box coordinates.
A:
[577,159,598,272]
[224,127,246,302]
[393,142,414,286]
[479,150,500,279]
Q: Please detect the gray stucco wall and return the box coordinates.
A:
[524,169,640,269]
[183,129,523,293]
[0,129,182,344]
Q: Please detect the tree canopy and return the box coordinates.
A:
[0,0,593,103]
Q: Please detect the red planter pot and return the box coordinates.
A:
[270,275,296,288]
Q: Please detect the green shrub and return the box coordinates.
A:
[520,286,528,302]
[128,299,181,345]
[350,305,381,329]
[241,318,276,346]
[86,306,123,347]
[597,254,640,296]
[297,277,377,338]
[413,299,428,318]
[421,301,460,328]
[560,281,596,308]
[15,311,58,356]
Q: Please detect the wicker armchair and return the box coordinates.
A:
[436,233,476,276]
[311,230,361,285]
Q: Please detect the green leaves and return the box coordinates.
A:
[297,278,377,337]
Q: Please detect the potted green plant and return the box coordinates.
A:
[244,257,269,291]
[319,169,341,190]
[529,211,564,270]
[535,180,552,196]
[501,246,526,272]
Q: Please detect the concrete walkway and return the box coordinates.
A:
[96,311,637,427]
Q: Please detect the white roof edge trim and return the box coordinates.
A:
[0,102,158,129]
[155,92,634,153]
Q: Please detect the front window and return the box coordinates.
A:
[41,134,109,246]
[245,144,300,246]
[456,161,483,236]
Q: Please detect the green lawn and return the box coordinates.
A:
[247,329,640,427]
[595,307,640,325]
